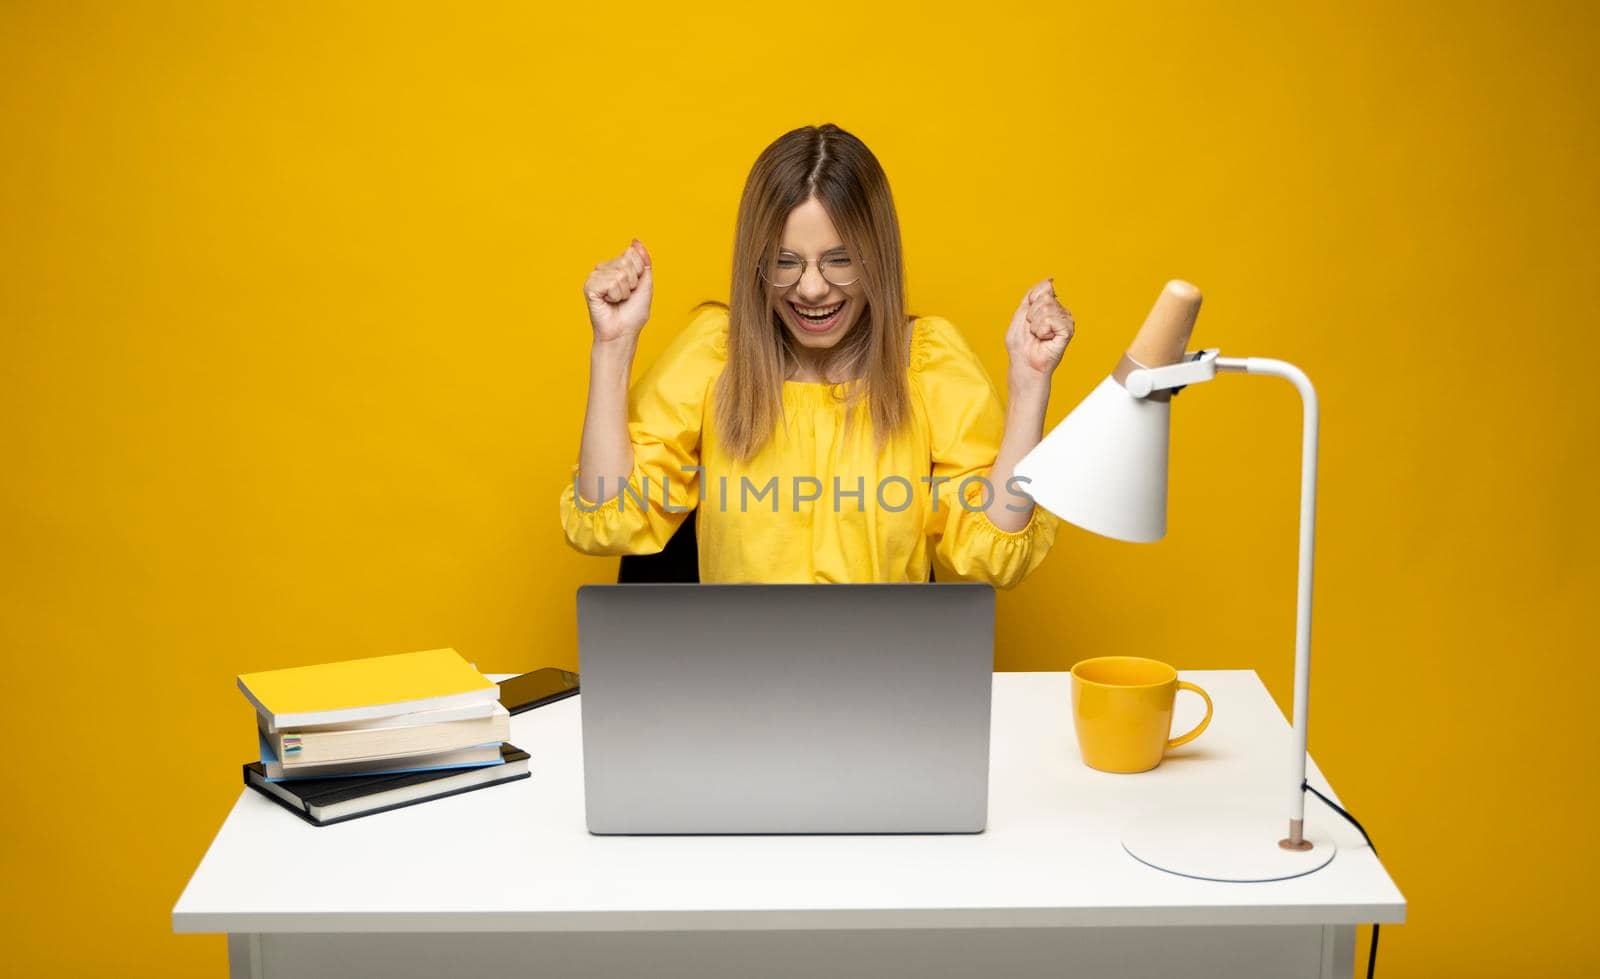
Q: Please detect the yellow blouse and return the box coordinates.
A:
[559,305,1057,588]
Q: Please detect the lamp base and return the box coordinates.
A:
[1122,804,1338,882]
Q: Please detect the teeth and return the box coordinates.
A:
[793,302,843,320]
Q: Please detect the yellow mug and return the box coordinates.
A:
[1070,656,1214,774]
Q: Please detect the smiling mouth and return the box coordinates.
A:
[789,300,846,333]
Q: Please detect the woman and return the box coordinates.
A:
[560,124,1074,588]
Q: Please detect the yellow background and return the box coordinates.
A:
[3,2,1596,975]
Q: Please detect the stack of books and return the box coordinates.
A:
[237,648,529,826]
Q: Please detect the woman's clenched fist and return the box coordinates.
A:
[1006,277,1075,381]
[584,239,653,345]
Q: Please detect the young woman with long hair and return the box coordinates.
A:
[561,124,1073,587]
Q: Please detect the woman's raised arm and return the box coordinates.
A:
[578,239,653,505]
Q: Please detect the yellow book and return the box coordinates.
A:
[238,648,498,728]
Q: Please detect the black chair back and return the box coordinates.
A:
[616,510,701,583]
[614,508,937,584]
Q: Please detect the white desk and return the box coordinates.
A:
[174,671,1405,978]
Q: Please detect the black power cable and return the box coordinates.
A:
[1304,781,1381,979]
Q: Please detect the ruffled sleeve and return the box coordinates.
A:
[558,305,727,556]
[913,317,1058,589]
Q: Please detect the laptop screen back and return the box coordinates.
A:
[578,583,995,834]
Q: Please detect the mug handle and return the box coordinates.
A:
[1167,681,1214,749]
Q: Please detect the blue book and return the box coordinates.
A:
[256,730,504,782]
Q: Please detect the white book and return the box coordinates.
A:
[257,738,506,781]
[262,704,511,768]
[258,699,499,736]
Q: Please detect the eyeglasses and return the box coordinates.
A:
[758,251,860,288]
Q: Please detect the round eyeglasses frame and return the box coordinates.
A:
[756,252,860,289]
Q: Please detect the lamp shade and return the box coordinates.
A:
[1014,279,1202,544]
[1014,375,1170,543]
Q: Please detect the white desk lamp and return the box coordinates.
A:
[1015,280,1336,882]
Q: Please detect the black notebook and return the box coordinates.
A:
[244,743,530,826]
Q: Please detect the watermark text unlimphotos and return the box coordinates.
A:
[573,466,1037,513]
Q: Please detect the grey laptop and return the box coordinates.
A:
[577,583,995,835]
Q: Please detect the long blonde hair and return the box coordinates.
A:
[711,124,913,462]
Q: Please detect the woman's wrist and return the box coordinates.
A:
[1006,367,1052,408]
[591,336,639,375]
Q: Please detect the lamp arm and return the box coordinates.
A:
[1123,348,1221,397]
[1129,350,1322,848]
[1218,357,1320,850]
